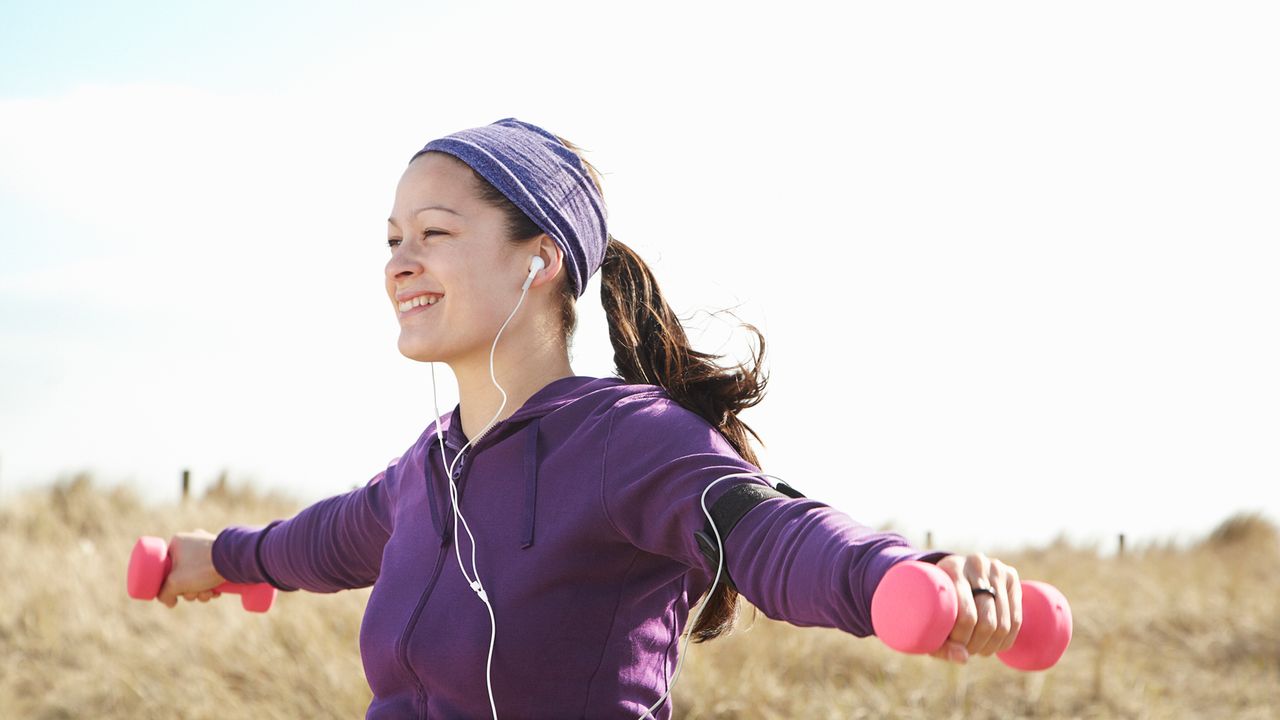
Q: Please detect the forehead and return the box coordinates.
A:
[389,152,478,221]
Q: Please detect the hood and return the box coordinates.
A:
[430,375,612,452]
[420,374,638,548]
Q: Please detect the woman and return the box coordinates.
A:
[159,117,1024,719]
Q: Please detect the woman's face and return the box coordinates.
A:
[385,152,532,364]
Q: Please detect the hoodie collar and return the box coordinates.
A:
[435,374,605,450]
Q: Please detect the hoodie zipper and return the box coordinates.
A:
[394,381,581,713]
[399,545,445,717]
[396,437,481,718]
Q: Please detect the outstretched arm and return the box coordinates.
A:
[720,495,948,637]
[704,479,1028,661]
[600,394,946,638]
[211,463,397,593]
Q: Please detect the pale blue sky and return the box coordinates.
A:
[0,2,394,95]
[2,1,1277,552]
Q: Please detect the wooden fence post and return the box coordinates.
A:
[1117,533,1125,557]
[182,469,191,503]
[925,530,934,550]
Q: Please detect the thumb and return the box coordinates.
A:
[156,574,179,609]
[156,538,185,608]
[929,640,970,664]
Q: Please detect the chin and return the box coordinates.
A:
[397,334,444,363]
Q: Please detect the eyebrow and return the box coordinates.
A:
[387,205,463,225]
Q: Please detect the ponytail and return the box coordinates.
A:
[600,236,769,642]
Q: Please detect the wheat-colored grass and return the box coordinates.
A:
[2,473,1277,719]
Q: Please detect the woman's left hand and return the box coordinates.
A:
[927,553,1023,664]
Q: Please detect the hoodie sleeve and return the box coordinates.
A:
[600,394,949,638]
[211,460,398,593]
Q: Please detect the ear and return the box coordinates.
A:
[530,234,566,289]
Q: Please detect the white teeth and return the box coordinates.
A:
[398,295,441,312]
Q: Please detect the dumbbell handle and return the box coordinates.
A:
[870,560,1072,671]
[127,535,277,613]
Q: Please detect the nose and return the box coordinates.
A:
[385,243,423,284]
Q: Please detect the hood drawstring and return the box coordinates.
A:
[424,416,543,549]
[521,416,541,549]
[424,440,447,547]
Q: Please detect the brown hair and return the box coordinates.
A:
[436,136,770,643]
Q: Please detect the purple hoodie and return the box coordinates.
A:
[213,375,948,719]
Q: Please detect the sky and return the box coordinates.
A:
[1,1,1277,553]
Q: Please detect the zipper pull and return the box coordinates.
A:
[440,450,467,547]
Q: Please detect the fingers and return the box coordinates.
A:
[157,568,179,609]
[160,588,221,607]
[997,565,1023,653]
[971,560,1009,656]
[154,535,222,608]
[156,536,181,608]
[958,554,995,656]
[930,556,975,664]
[969,557,1020,657]
[936,553,1023,662]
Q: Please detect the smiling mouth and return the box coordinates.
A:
[397,293,443,318]
[399,300,439,318]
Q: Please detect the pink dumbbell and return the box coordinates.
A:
[871,560,1072,671]
[127,536,277,613]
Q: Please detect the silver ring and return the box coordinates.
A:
[972,586,998,600]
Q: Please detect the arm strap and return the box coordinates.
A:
[692,480,807,594]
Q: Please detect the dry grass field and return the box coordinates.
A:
[1,473,1277,719]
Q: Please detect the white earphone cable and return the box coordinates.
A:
[429,258,540,720]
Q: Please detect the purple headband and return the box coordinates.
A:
[410,117,608,299]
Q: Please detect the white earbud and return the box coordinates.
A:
[522,255,546,291]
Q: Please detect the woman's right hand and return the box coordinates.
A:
[156,529,229,608]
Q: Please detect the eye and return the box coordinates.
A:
[386,230,443,248]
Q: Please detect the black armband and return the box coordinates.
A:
[692,480,807,593]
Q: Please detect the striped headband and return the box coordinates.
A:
[410,117,608,299]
